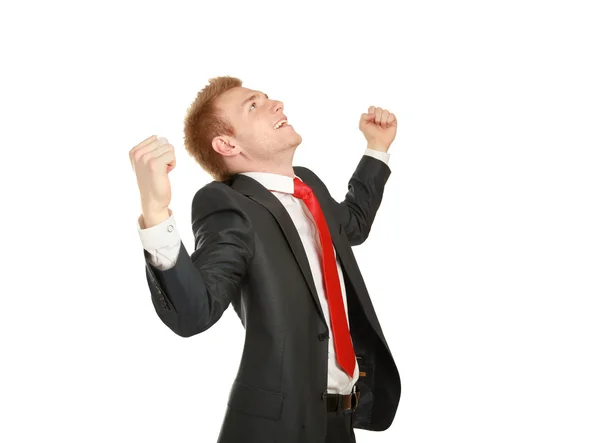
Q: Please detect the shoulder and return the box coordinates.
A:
[190,180,253,242]
[190,180,250,231]
[191,180,240,207]
[293,165,314,179]
[294,165,331,195]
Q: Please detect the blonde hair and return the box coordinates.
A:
[183,76,243,181]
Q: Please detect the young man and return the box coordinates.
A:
[129,76,401,443]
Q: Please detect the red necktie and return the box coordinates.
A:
[292,177,356,378]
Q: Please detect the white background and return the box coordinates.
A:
[1,0,599,442]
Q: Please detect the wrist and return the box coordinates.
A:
[141,207,171,229]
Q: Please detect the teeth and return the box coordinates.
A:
[274,120,288,129]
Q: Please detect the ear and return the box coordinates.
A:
[212,136,240,157]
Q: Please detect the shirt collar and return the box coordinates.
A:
[238,171,303,194]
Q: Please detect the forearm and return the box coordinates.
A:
[337,154,392,245]
[145,242,217,337]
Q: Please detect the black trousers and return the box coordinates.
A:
[325,406,357,443]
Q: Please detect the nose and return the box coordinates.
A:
[271,99,283,114]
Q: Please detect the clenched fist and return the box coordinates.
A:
[359,106,397,152]
[129,135,176,228]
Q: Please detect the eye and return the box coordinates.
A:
[249,102,256,111]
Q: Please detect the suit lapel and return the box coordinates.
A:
[229,171,328,327]
[228,168,359,329]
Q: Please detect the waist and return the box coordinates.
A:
[323,385,360,413]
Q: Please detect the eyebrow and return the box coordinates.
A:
[241,92,269,109]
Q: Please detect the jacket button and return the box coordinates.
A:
[318,332,329,341]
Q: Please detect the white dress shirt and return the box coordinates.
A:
[137,148,390,394]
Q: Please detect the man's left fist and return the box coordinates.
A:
[359,106,397,152]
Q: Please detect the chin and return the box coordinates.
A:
[291,131,302,146]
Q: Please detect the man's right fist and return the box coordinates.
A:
[129,135,176,226]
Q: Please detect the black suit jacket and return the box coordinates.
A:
[143,155,401,443]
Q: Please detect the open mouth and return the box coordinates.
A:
[273,119,289,129]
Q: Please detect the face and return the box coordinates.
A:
[212,86,302,165]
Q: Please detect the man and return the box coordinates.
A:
[129,76,401,443]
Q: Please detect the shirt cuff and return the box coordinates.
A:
[364,148,390,165]
[137,209,181,252]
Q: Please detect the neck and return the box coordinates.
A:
[234,147,296,178]
[247,163,295,178]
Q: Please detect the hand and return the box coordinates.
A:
[359,106,397,152]
[129,135,176,216]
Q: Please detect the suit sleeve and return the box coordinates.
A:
[143,184,255,337]
[304,154,392,247]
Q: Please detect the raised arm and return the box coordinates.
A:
[297,105,396,246]
[130,135,253,337]
[337,105,397,245]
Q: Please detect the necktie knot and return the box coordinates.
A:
[292,177,313,200]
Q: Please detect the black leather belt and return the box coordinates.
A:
[323,385,360,412]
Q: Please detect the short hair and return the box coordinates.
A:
[183,76,243,182]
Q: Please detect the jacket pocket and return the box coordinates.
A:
[353,356,375,428]
[227,379,285,421]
